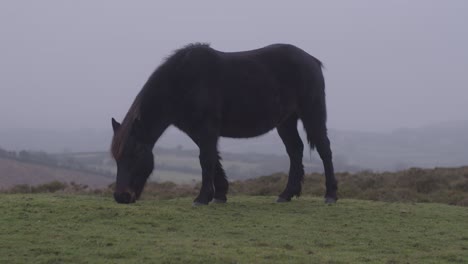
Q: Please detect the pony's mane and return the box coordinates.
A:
[111,91,143,159]
[111,42,211,159]
[162,42,211,64]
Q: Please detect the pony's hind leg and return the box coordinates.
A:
[300,104,338,204]
[276,114,305,202]
[315,131,337,204]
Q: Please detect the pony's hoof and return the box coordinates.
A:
[276,197,291,203]
[211,198,227,204]
[192,201,208,207]
[324,197,337,205]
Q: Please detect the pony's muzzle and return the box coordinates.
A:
[114,191,136,204]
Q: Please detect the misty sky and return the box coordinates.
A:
[1,1,467,133]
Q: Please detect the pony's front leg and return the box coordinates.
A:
[193,131,219,206]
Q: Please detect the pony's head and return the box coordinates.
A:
[111,118,154,204]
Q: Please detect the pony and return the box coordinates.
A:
[111,43,338,205]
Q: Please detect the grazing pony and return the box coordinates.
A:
[111,43,338,205]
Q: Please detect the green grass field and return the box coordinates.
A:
[0,194,467,264]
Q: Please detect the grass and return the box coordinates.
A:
[0,194,467,263]
[150,170,199,184]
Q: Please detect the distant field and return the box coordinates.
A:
[0,194,467,263]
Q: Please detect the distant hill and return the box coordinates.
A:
[0,128,111,153]
[221,120,468,170]
[1,120,467,171]
[330,120,468,170]
[0,157,113,189]
[58,147,360,183]
[0,145,359,188]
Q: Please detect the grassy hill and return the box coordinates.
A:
[0,194,467,263]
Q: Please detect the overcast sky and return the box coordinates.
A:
[1,1,467,133]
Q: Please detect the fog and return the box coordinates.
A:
[1,1,467,134]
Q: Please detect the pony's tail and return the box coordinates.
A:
[302,97,327,152]
[300,59,327,152]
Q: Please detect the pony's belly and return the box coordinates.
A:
[220,124,276,138]
[219,108,282,138]
[220,123,276,138]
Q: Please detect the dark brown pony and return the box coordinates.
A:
[111,43,338,205]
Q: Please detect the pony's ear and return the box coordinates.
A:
[111,118,121,132]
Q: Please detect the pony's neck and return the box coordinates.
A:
[146,120,168,148]
[138,102,170,149]
[137,70,171,148]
